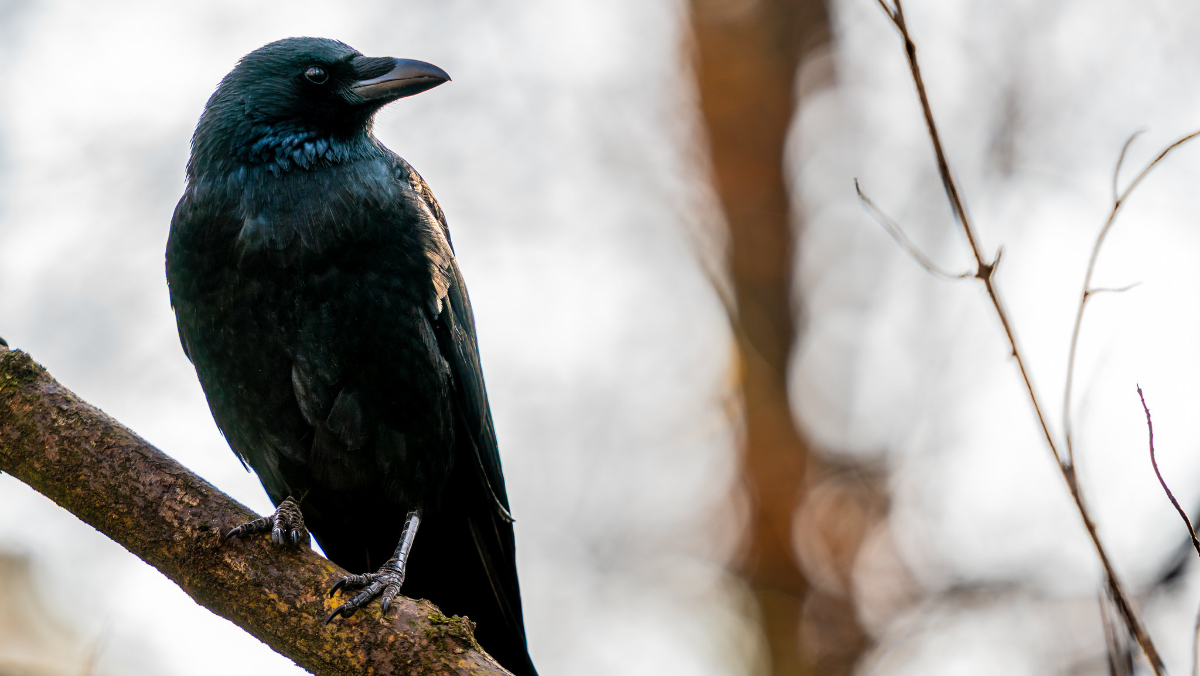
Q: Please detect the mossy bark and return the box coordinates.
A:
[0,346,510,676]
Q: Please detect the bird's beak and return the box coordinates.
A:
[349,58,450,103]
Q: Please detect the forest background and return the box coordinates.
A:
[2,1,1200,675]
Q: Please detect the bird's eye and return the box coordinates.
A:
[304,66,328,84]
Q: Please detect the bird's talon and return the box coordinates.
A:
[223,496,308,549]
[380,590,399,614]
[326,569,404,622]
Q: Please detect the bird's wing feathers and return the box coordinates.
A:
[404,167,511,513]
[406,168,454,316]
[406,167,528,641]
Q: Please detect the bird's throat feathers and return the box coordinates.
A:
[183,112,397,262]
[189,113,380,180]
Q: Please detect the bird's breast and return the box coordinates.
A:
[170,160,455,505]
[231,158,408,264]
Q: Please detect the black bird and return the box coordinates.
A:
[166,37,537,675]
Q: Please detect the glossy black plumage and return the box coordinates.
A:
[166,37,535,675]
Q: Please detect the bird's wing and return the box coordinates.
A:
[402,165,511,514]
[404,165,530,645]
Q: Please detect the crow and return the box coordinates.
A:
[166,37,537,675]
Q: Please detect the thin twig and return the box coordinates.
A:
[855,179,972,280]
[1087,283,1142,296]
[873,1,1169,672]
[883,0,1061,460]
[1113,130,1146,206]
[1137,385,1200,676]
[1137,385,1200,558]
[1064,129,1200,469]
[1101,590,1135,676]
[1193,604,1200,676]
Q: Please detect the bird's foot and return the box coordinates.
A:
[224,495,310,546]
[326,510,421,623]
[326,559,406,623]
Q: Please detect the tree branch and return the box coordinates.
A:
[1064,129,1200,469]
[854,179,972,280]
[1137,385,1200,559]
[872,1,1170,672]
[0,344,510,676]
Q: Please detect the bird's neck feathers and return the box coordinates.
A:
[188,101,382,183]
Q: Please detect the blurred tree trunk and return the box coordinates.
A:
[686,2,872,674]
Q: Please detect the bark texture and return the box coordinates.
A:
[0,345,510,676]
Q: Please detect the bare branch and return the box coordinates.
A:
[1117,131,1200,208]
[1100,590,1135,676]
[873,0,898,22]
[1064,130,1200,470]
[0,346,509,676]
[855,179,972,280]
[1137,385,1200,558]
[1193,604,1200,676]
[875,1,1169,671]
[1137,385,1200,676]
[1112,130,1146,206]
[1086,283,1141,297]
[881,0,1063,464]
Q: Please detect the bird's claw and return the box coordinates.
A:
[326,561,405,623]
[224,496,309,547]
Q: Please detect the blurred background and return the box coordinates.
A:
[2,0,1200,674]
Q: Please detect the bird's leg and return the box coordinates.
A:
[326,509,420,623]
[224,495,310,547]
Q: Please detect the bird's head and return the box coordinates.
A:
[189,37,449,177]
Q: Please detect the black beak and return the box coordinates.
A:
[349,58,450,103]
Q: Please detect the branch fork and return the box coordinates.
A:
[861,1,1200,672]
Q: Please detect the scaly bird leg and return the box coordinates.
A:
[326,509,420,623]
[224,495,310,546]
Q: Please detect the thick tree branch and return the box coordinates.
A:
[0,344,510,676]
